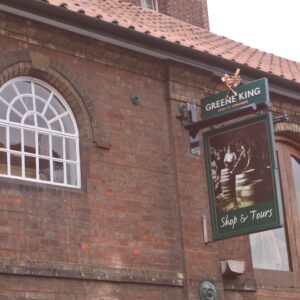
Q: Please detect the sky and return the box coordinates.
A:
[207,0,300,63]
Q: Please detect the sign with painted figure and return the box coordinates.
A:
[201,78,270,120]
[203,113,283,240]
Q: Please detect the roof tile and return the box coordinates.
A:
[37,0,300,84]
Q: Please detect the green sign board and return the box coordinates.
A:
[203,113,283,240]
[201,78,270,120]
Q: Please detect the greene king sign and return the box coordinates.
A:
[203,113,283,240]
[201,78,270,119]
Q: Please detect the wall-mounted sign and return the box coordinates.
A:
[201,78,270,120]
[203,113,283,240]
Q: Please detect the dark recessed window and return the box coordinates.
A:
[140,0,158,11]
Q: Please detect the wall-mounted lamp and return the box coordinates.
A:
[177,102,201,156]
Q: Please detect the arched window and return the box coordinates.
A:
[0,77,80,188]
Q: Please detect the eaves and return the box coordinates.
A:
[0,0,300,100]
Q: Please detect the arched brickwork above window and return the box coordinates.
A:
[275,122,300,134]
[0,50,110,149]
[0,50,112,191]
[275,121,300,146]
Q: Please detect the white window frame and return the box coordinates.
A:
[140,0,158,11]
[0,76,81,188]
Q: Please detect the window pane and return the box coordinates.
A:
[141,0,157,9]
[23,96,34,111]
[51,120,62,132]
[0,126,6,148]
[0,151,7,175]
[0,85,17,103]
[34,83,50,100]
[44,107,55,121]
[25,156,36,179]
[36,99,45,114]
[53,161,64,183]
[52,136,63,159]
[0,100,8,119]
[66,138,76,161]
[39,159,50,181]
[10,128,21,151]
[13,99,26,115]
[24,114,35,126]
[62,114,75,134]
[38,134,49,156]
[291,157,300,220]
[9,111,22,123]
[37,115,48,129]
[15,81,31,95]
[250,228,290,271]
[24,130,36,154]
[67,163,77,185]
[10,154,22,176]
[51,96,66,115]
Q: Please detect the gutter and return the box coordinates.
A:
[0,0,300,100]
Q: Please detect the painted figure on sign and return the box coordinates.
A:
[231,143,251,174]
[223,145,237,171]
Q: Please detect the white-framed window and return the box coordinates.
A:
[0,77,80,188]
[140,0,158,10]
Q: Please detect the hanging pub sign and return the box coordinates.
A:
[203,113,283,240]
[201,78,270,120]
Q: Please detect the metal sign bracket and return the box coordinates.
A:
[177,101,289,157]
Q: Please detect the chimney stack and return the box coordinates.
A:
[124,0,210,30]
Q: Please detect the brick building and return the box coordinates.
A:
[0,0,299,299]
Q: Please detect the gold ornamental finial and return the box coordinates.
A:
[221,68,241,96]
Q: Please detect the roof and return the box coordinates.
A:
[11,0,300,85]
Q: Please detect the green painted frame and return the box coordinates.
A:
[203,113,283,240]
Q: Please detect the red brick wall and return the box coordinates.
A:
[0,47,182,271]
[0,11,185,299]
[122,0,210,29]
[0,274,183,300]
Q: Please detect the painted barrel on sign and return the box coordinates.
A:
[220,168,236,211]
[235,169,265,208]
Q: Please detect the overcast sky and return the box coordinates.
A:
[207,0,300,63]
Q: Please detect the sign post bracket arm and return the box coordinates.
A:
[185,103,265,138]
